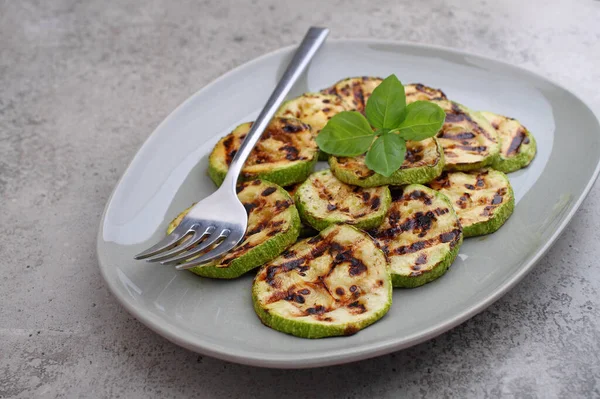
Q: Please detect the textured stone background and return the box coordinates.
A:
[1,0,600,397]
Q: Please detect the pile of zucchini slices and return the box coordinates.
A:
[168,77,536,339]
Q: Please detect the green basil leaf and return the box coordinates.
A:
[364,74,406,129]
[396,101,445,141]
[316,111,374,156]
[365,133,406,177]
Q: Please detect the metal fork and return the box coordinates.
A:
[134,27,330,270]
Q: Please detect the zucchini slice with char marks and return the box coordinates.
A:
[369,185,463,288]
[480,111,537,173]
[208,117,317,187]
[329,138,445,188]
[167,180,300,279]
[285,183,318,238]
[428,169,514,237]
[252,224,392,339]
[404,83,447,103]
[276,93,349,162]
[294,169,391,231]
[433,100,500,171]
[321,76,383,112]
[322,77,446,110]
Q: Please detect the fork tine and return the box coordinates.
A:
[145,225,215,263]
[175,232,243,270]
[160,229,231,266]
[134,227,191,260]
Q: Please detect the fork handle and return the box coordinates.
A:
[221,26,330,190]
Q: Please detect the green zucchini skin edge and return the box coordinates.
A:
[167,184,301,279]
[328,139,445,188]
[294,182,392,232]
[252,288,392,339]
[208,155,318,188]
[462,183,515,238]
[492,132,537,174]
[251,226,392,339]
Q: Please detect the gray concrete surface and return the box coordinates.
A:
[1,0,600,397]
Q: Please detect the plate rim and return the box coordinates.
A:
[96,38,600,369]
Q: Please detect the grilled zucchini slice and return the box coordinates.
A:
[433,100,500,171]
[322,78,446,109]
[252,224,392,338]
[480,111,537,173]
[276,93,349,161]
[404,83,447,103]
[286,183,318,238]
[294,169,391,231]
[167,180,300,279]
[428,169,514,237]
[369,185,463,288]
[321,76,383,112]
[208,117,318,187]
[329,138,445,188]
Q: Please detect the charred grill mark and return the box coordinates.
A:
[444,112,467,123]
[322,107,331,113]
[223,135,239,165]
[406,190,433,205]
[491,194,503,205]
[506,128,528,156]
[251,180,262,186]
[440,229,461,246]
[327,203,337,211]
[481,205,495,217]
[465,184,475,190]
[283,250,296,259]
[275,200,292,211]
[476,171,488,187]
[393,227,461,255]
[280,144,300,160]
[370,196,381,210]
[349,285,358,293]
[456,193,471,209]
[415,253,427,265]
[361,192,371,202]
[413,83,447,99]
[352,82,366,110]
[348,301,367,314]
[376,207,444,239]
[434,208,449,216]
[305,305,327,315]
[405,146,424,164]
[349,258,368,276]
[261,187,277,196]
[282,121,305,133]
[438,131,476,140]
[299,288,310,295]
[322,99,331,104]
[335,287,345,296]
[445,144,488,153]
[243,202,258,213]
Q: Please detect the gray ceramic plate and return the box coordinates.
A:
[97,40,600,368]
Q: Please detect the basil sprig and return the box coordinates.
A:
[316,75,445,177]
